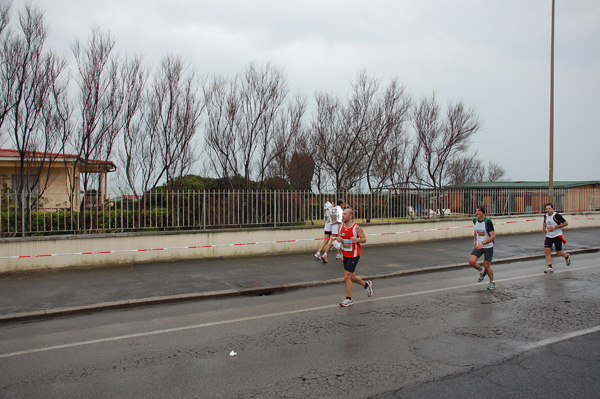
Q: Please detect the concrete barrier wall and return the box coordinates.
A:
[1,212,598,273]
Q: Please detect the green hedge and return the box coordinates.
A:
[0,207,206,236]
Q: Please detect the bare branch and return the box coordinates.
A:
[143,54,203,191]
[70,28,124,197]
[203,62,292,190]
[412,93,482,190]
[117,54,148,195]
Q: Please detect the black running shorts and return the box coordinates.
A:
[343,256,360,273]
[544,236,563,251]
[471,247,494,262]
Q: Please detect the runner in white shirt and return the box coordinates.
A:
[468,205,497,290]
[542,203,570,274]
[314,199,333,260]
[322,199,345,263]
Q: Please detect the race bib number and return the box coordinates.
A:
[342,239,352,251]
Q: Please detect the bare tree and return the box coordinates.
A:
[266,93,307,184]
[309,92,341,192]
[116,55,148,195]
[412,93,481,215]
[486,161,505,182]
[446,153,484,185]
[0,4,69,234]
[0,0,14,135]
[447,154,506,185]
[4,5,67,191]
[37,47,71,196]
[204,62,292,190]
[0,0,9,36]
[382,131,420,190]
[244,63,290,190]
[309,85,369,193]
[358,74,412,191]
[70,28,125,208]
[348,71,378,191]
[144,54,203,191]
[203,74,240,187]
[413,93,481,190]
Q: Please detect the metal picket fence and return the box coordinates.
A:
[1,188,598,237]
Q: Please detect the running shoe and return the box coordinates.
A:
[335,253,342,261]
[365,281,373,297]
[544,266,554,274]
[339,298,354,307]
[314,252,322,260]
[487,281,496,290]
[478,269,487,283]
[321,253,328,263]
[565,254,571,266]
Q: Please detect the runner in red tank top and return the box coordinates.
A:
[334,208,372,307]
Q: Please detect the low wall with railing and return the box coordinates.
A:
[2,187,599,236]
[0,212,598,274]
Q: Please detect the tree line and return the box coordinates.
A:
[0,2,505,202]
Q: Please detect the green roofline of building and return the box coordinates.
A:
[445,181,600,189]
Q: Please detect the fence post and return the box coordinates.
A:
[274,190,277,227]
[200,190,204,230]
[21,191,25,237]
[388,189,392,223]
[120,195,124,233]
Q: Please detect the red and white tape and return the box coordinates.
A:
[1,217,596,260]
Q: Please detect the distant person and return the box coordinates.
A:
[468,205,496,290]
[408,206,416,219]
[314,199,334,260]
[335,207,372,306]
[322,199,345,263]
[542,203,570,274]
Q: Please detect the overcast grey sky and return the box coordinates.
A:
[26,0,600,181]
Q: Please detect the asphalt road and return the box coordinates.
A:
[1,228,599,322]
[1,252,598,398]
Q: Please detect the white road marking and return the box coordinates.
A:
[520,325,600,351]
[0,265,597,359]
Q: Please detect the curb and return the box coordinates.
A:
[1,247,598,324]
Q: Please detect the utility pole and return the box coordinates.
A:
[549,0,555,197]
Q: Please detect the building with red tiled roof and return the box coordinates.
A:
[0,148,116,210]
